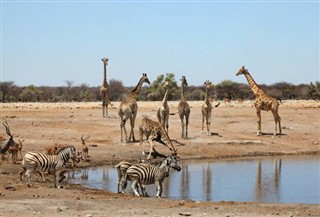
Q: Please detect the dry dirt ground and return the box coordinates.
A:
[0,100,319,217]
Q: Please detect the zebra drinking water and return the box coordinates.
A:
[122,155,181,198]
[19,145,79,188]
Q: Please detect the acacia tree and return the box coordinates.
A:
[148,73,179,101]
[109,79,127,101]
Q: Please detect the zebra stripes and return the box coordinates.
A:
[114,161,132,193]
[122,155,181,198]
[19,145,78,188]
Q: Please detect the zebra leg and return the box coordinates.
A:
[131,180,140,196]
[155,181,163,198]
[140,184,149,197]
[120,177,127,194]
[19,168,26,182]
[25,170,32,187]
[36,169,46,182]
[54,170,62,188]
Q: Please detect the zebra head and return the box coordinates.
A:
[163,155,181,172]
[58,146,80,163]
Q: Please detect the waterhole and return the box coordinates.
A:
[66,156,320,204]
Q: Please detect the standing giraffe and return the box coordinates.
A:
[100,57,111,117]
[201,80,213,135]
[118,73,150,142]
[157,81,170,133]
[236,66,281,136]
[178,76,190,139]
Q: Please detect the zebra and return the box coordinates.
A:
[114,160,151,195]
[19,145,79,188]
[122,155,181,198]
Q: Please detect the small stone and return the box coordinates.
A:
[57,207,62,212]
[179,212,191,216]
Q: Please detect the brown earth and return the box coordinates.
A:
[0,100,319,217]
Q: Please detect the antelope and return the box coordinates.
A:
[0,120,17,162]
[8,139,25,164]
[80,135,90,161]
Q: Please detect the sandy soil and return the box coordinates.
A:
[0,100,319,217]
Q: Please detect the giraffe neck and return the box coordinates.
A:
[181,84,186,101]
[204,86,210,104]
[130,77,145,98]
[162,88,169,104]
[161,125,175,151]
[244,72,265,96]
[102,63,107,87]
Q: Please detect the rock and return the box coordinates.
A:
[179,212,191,216]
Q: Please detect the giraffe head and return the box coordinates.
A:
[101,57,109,65]
[141,73,151,85]
[204,80,212,88]
[163,80,170,88]
[236,66,248,76]
[180,76,188,86]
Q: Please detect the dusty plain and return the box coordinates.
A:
[0,100,319,217]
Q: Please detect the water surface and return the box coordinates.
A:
[66,156,320,204]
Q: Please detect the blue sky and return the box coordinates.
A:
[1,1,319,87]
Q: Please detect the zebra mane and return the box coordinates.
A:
[57,145,74,154]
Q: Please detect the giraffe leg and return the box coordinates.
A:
[147,139,154,160]
[185,114,189,139]
[139,129,145,155]
[129,112,137,142]
[201,112,205,132]
[180,116,185,139]
[272,110,282,135]
[256,110,262,136]
[105,99,109,117]
[102,100,106,118]
[206,116,210,135]
[120,119,128,142]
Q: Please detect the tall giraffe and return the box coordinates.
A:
[157,81,170,133]
[139,117,177,160]
[201,80,213,135]
[100,57,111,117]
[178,76,190,139]
[118,73,150,142]
[236,66,281,136]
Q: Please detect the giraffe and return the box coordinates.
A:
[100,57,111,117]
[236,66,281,136]
[139,117,177,160]
[118,73,150,142]
[157,81,170,133]
[201,80,213,135]
[178,76,190,139]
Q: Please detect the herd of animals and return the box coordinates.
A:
[0,62,283,198]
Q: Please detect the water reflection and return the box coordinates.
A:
[66,156,320,204]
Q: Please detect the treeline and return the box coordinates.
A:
[1,73,320,102]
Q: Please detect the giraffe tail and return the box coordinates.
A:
[170,111,179,115]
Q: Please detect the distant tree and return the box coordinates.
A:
[19,85,43,102]
[216,80,243,100]
[149,73,179,101]
[307,82,320,100]
[0,81,16,102]
[109,79,127,101]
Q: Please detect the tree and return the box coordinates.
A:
[149,73,179,101]
[0,81,16,102]
[308,82,320,100]
[109,79,127,101]
[19,85,43,102]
